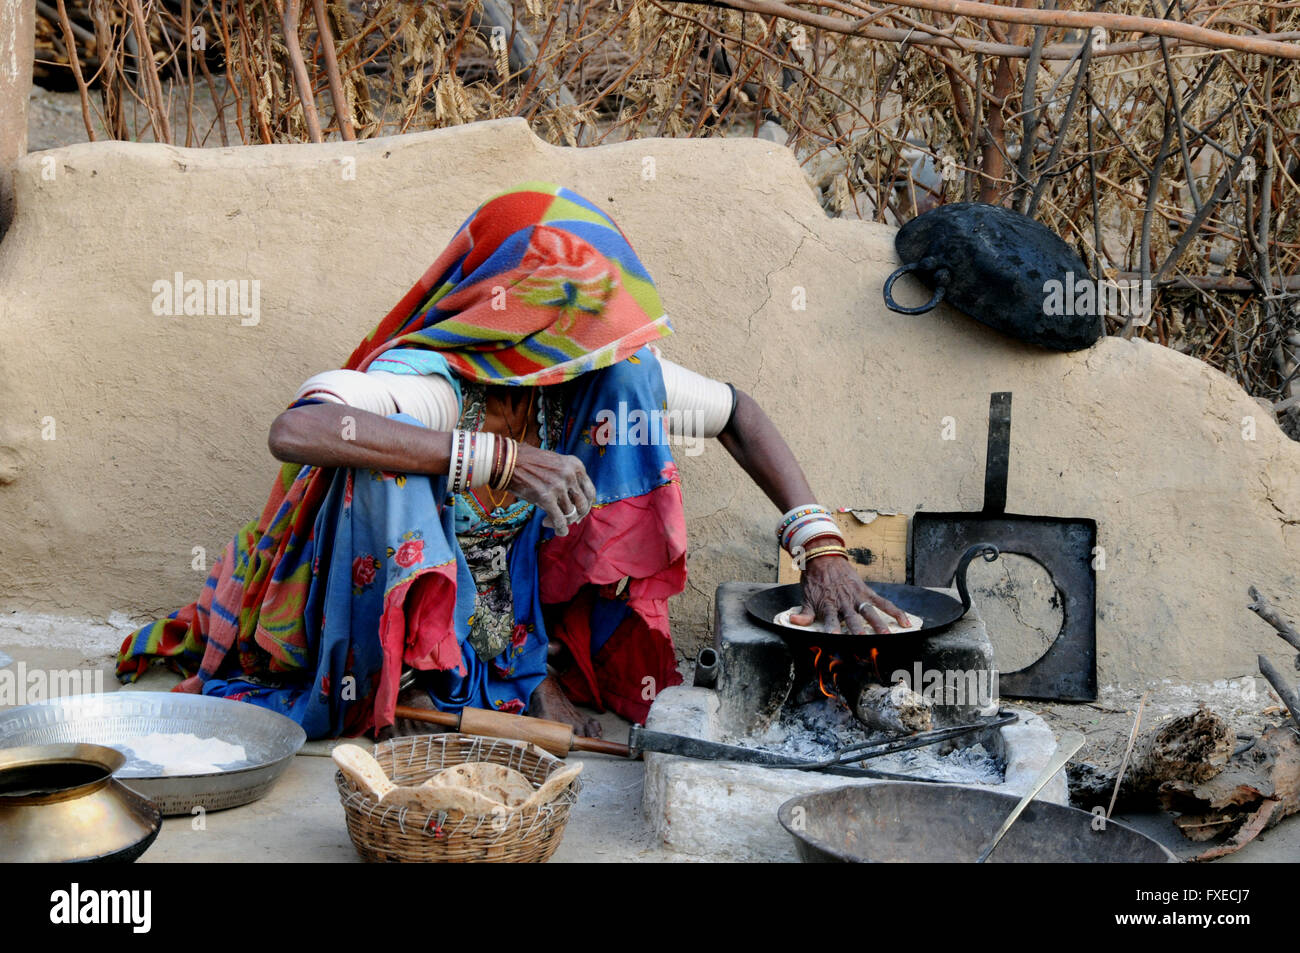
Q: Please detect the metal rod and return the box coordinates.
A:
[976,731,1085,862]
[839,710,1018,763]
[790,710,1018,771]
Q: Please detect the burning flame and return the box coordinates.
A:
[809,646,842,700]
[809,646,884,700]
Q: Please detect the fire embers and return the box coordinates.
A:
[808,645,843,701]
[805,646,933,735]
[805,644,998,735]
[805,644,1000,730]
[805,645,874,704]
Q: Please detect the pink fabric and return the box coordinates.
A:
[540,481,688,722]
[373,562,463,732]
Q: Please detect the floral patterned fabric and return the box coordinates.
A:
[116,184,687,736]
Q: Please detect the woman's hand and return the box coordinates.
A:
[508,443,597,537]
[791,553,914,635]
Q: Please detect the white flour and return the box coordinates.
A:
[117,732,248,776]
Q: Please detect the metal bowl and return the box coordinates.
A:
[778,783,1178,862]
[0,693,305,815]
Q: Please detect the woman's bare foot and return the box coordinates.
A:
[529,675,602,738]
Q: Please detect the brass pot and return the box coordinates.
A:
[0,743,162,863]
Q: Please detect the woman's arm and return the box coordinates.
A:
[269,402,453,473]
[716,388,911,636]
[268,403,596,536]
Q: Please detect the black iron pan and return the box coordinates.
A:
[745,542,1000,654]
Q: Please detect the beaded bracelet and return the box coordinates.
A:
[778,506,843,540]
[471,432,496,489]
[451,430,519,494]
[777,504,829,539]
[465,432,480,489]
[784,515,843,552]
[449,429,495,492]
[449,429,470,492]
[778,502,845,553]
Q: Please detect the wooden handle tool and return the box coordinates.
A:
[392,704,632,758]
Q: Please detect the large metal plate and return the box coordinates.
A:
[908,393,1098,701]
[0,692,305,815]
[778,783,1178,863]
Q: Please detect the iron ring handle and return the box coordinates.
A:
[954,543,1001,614]
[883,257,949,315]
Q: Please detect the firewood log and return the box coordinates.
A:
[854,680,934,734]
[1159,724,1300,861]
[1067,707,1233,811]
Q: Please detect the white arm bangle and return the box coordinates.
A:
[370,371,460,431]
[649,346,737,438]
[295,369,397,417]
[293,369,460,430]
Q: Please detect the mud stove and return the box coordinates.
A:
[641,582,1065,861]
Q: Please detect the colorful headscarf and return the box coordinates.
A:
[349,182,673,385]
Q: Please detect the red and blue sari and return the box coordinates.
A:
[116,183,687,738]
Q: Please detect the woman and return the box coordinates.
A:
[117,183,910,739]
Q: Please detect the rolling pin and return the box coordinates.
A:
[392,704,632,759]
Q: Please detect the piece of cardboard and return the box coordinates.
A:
[777,510,909,584]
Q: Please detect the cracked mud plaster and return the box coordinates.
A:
[966,554,1065,673]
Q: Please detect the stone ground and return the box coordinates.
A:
[144,706,668,864]
[2,640,1296,863]
[0,640,684,862]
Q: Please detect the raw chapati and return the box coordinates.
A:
[774,605,924,634]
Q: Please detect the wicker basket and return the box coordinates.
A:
[335,733,581,863]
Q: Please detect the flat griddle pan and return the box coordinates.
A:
[744,542,1000,655]
[909,392,1097,701]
